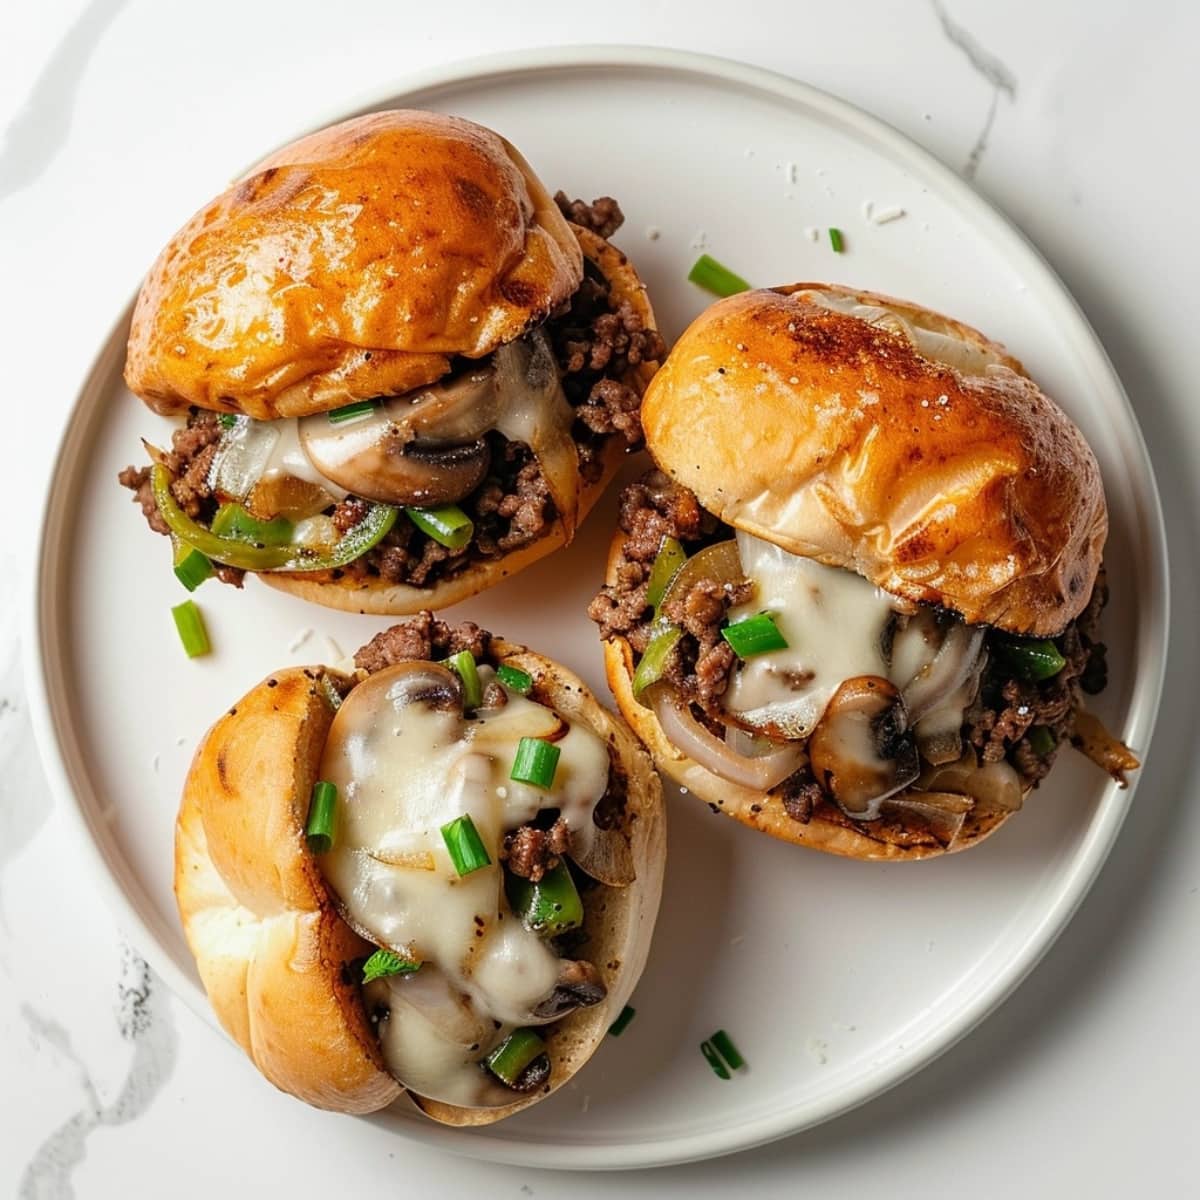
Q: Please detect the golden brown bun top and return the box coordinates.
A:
[126,110,583,420]
[641,284,1108,635]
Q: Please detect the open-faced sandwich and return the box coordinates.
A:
[175,613,664,1120]
[591,284,1140,860]
[120,110,663,612]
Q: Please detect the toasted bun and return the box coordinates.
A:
[641,284,1108,636]
[126,111,582,420]
[263,224,660,614]
[176,644,664,1122]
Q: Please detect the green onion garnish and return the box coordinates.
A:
[829,227,845,253]
[361,948,420,983]
[700,1040,731,1080]
[510,738,561,790]
[645,536,687,613]
[688,254,751,298]
[608,1005,637,1037]
[171,599,211,658]
[484,1028,546,1088]
[505,862,583,937]
[996,637,1067,681]
[210,502,294,547]
[405,504,474,550]
[710,1029,746,1071]
[327,399,378,425]
[721,612,788,659]
[632,623,683,699]
[440,814,491,876]
[1027,725,1057,757]
[217,413,240,429]
[496,664,533,695]
[446,650,482,710]
[173,545,213,592]
[305,780,338,854]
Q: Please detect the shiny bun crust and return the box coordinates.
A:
[175,645,664,1123]
[126,110,583,420]
[263,224,660,614]
[641,284,1108,636]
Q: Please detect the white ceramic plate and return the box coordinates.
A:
[27,47,1167,1170]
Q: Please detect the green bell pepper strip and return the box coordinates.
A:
[644,536,687,613]
[151,464,397,572]
[632,622,683,700]
[210,502,294,547]
[504,862,583,937]
[995,636,1067,682]
[484,1029,547,1087]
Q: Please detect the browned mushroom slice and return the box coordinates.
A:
[531,959,606,1019]
[808,675,919,820]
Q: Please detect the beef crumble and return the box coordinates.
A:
[353,612,492,674]
[591,471,1116,815]
[118,193,664,591]
[502,817,572,882]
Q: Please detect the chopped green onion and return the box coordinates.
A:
[210,502,294,547]
[829,227,845,253]
[710,1029,746,1071]
[440,814,491,876]
[171,599,211,658]
[172,544,213,592]
[510,738,561,790]
[319,674,344,712]
[645,536,688,613]
[996,637,1067,681]
[700,1040,731,1080]
[687,254,751,298]
[484,1028,546,1088]
[361,949,420,983]
[721,612,788,659]
[405,504,474,550]
[327,399,378,425]
[1027,725,1057,757]
[446,650,482,710]
[505,862,583,937]
[608,1005,637,1037]
[217,413,241,429]
[496,664,533,695]
[305,780,338,854]
[632,623,683,699]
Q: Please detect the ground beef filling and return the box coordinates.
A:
[590,473,1114,829]
[118,195,663,590]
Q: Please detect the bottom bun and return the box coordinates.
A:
[176,644,664,1122]
[264,224,658,616]
[601,572,1017,862]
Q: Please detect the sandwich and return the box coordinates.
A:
[591,284,1139,860]
[175,612,664,1120]
[120,110,663,612]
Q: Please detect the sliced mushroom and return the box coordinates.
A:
[808,676,919,820]
[893,611,986,725]
[531,959,607,1020]
[569,821,635,887]
[297,368,499,506]
[368,660,464,712]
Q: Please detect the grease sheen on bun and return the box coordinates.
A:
[641,284,1108,636]
[126,110,583,420]
[175,645,664,1122]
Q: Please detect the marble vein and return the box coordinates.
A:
[0,0,129,201]
[930,0,1018,179]
[17,945,178,1200]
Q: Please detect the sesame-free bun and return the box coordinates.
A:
[126,110,583,420]
[641,284,1108,636]
[175,639,665,1122]
[263,225,659,614]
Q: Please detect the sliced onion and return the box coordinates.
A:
[207,418,280,501]
[650,685,803,790]
[920,751,1023,814]
[1071,709,1140,786]
[658,539,744,613]
[492,331,580,541]
[883,791,971,847]
[900,620,985,725]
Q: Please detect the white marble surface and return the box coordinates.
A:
[2,2,1199,1195]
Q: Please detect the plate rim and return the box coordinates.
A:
[23,43,1170,1171]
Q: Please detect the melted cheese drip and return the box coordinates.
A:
[319,666,610,1106]
[723,532,979,743]
[798,289,1007,377]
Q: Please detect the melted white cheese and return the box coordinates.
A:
[261,417,349,498]
[797,289,1006,377]
[318,666,610,1106]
